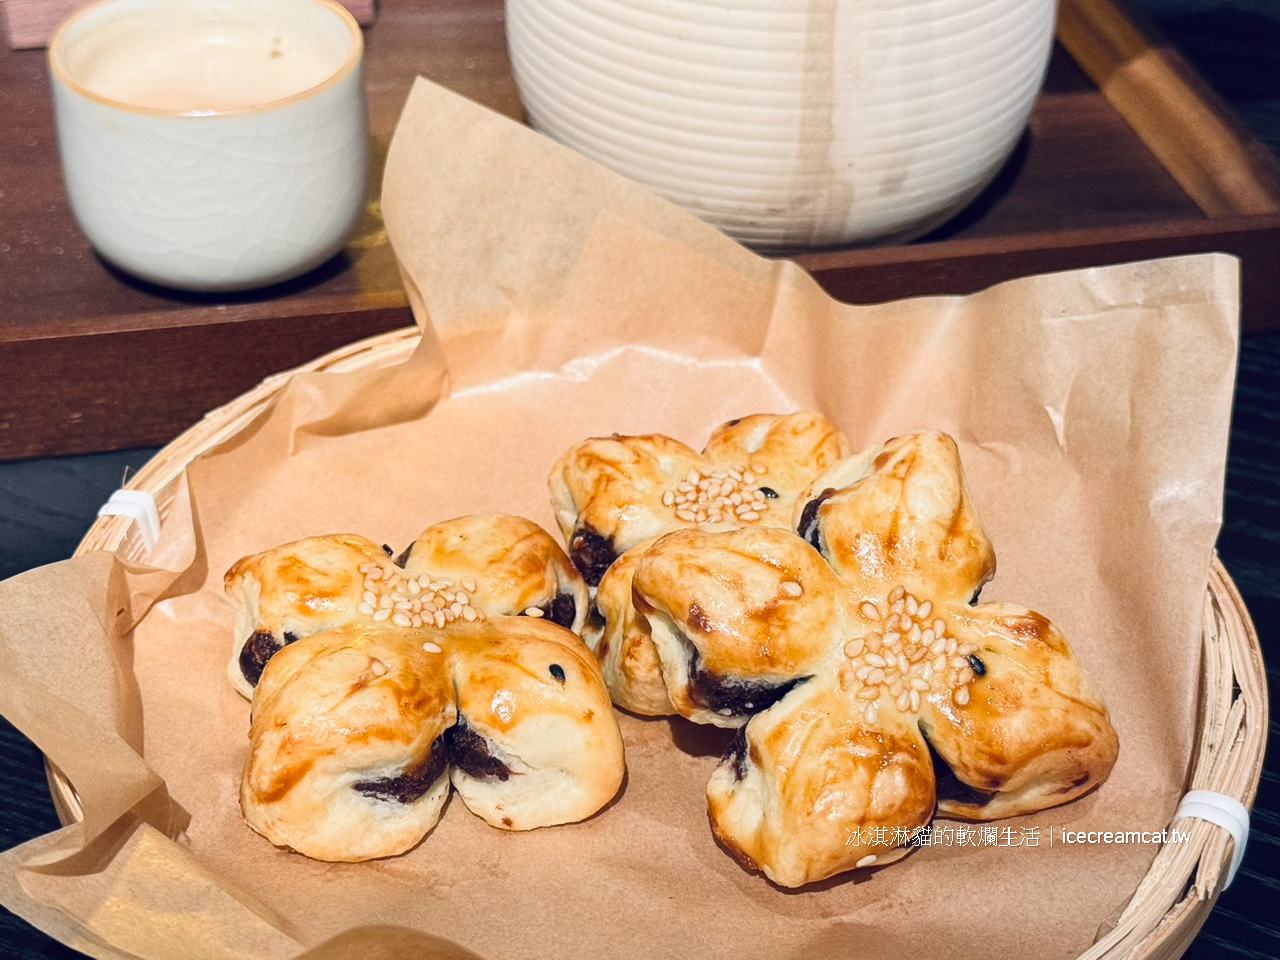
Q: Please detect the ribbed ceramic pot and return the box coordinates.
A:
[506,0,1056,249]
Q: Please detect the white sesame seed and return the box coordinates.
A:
[891,599,905,614]
[856,854,877,868]
[450,602,462,616]
[898,653,910,673]
[676,508,696,522]
[454,591,468,605]
[422,641,442,654]
[780,581,802,598]
[411,615,422,627]
[370,657,387,676]
[867,667,885,685]
[865,653,887,668]
[922,663,934,681]
[955,687,971,706]
[838,667,856,690]
[462,606,477,622]
[685,469,700,485]
[462,576,477,593]
[890,678,905,697]
[845,638,865,658]
[929,637,946,655]
[857,686,879,701]
[933,618,946,635]
[896,691,911,711]
[395,600,412,611]
[392,612,411,627]
[906,595,919,616]
[408,579,421,595]
[434,611,446,628]
[662,490,675,507]
[860,602,880,621]
[524,606,544,618]
[373,608,391,622]
[958,668,975,685]
[911,678,929,691]
[751,461,767,475]
[357,602,375,615]
[740,510,761,522]
[946,638,958,655]
[742,471,756,485]
[910,689,921,712]
[918,600,932,619]
[867,633,882,653]
[889,585,905,603]
[950,656,969,669]
[883,631,901,647]
[932,654,947,672]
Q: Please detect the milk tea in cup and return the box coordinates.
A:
[49,0,368,292]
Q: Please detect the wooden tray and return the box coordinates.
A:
[2,0,1278,461]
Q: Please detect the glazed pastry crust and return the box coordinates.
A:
[242,622,456,862]
[241,616,625,861]
[551,412,849,715]
[632,432,1119,885]
[585,540,675,716]
[225,515,588,698]
[549,412,849,585]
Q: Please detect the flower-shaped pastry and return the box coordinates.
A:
[549,412,849,713]
[226,515,624,861]
[631,432,1119,886]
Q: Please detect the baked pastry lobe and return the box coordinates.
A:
[551,412,849,714]
[224,515,588,698]
[550,412,849,584]
[632,431,1119,886]
[242,616,624,862]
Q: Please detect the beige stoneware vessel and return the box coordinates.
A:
[506,0,1057,248]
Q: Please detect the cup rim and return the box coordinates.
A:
[47,0,364,118]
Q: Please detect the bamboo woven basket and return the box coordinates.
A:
[51,326,1269,960]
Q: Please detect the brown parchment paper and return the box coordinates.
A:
[0,77,1240,960]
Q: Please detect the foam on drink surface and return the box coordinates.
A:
[62,1,355,114]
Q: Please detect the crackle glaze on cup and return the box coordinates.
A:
[49,0,368,291]
[507,0,1056,249]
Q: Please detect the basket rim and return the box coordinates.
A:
[47,324,1270,960]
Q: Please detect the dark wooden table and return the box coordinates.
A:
[1,0,1277,957]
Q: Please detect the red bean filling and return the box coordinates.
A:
[519,591,577,629]
[239,630,298,686]
[569,526,617,586]
[353,733,449,803]
[444,717,513,782]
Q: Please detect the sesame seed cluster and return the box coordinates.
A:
[661,462,772,524]
[355,562,483,634]
[837,585,981,723]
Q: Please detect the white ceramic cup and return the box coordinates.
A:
[48,0,368,292]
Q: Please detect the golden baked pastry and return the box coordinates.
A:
[243,616,624,862]
[224,514,589,699]
[550,412,849,713]
[631,431,1119,886]
[227,515,623,861]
